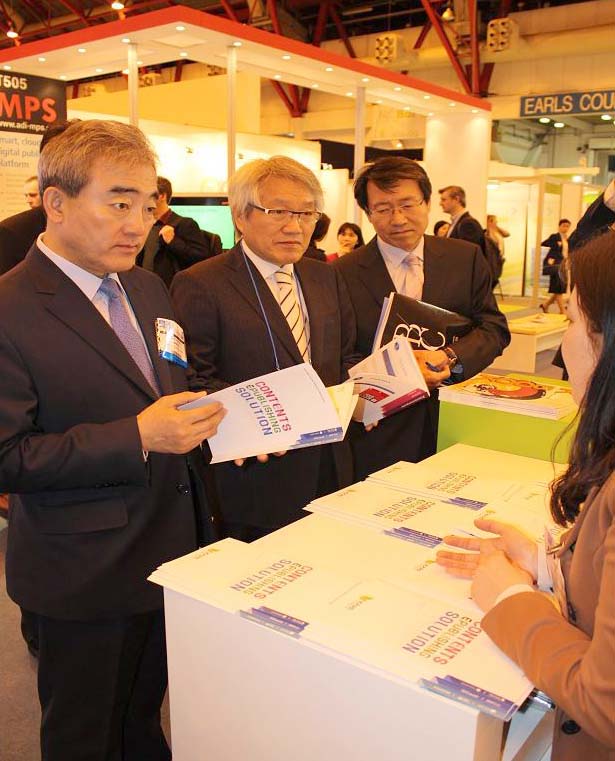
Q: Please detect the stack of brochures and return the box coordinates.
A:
[438,372,577,420]
[150,532,532,721]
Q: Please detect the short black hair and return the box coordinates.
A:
[559,218,571,226]
[310,212,331,244]
[157,176,173,202]
[354,157,431,212]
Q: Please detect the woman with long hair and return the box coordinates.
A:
[437,229,615,760]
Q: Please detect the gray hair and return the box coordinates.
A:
[228,156,323,218]
[38,120,157,197]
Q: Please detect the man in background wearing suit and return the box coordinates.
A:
[335,157,509,480]
[0,120,225,761]
[439,184,486,254]
[137,176,220,287]
[0,122,78,277]
[172,156,359,542]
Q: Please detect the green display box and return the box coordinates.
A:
[437,376,576,464]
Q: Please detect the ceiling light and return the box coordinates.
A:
[600,114,612,121]
[274,74,282,80]
[346,91,353,97]
[232,41,242,47]
[111,0,124,9]
[403,106,411,111]
[395,140,403,149]
[95,68,104,73]
[325,66,333,72]
[448,101,456,107]
[441,2,455,21]
[312,83,319,88]
[179,51,188,57]
[38,56,46,63]
[361,77,370,83]
[175,25,186,31]
[423,95,431,100]
[77,47,86,53]
[3,64,11,70]
[471,108,479,113]
[121,37,131,43]
[427,112,434,116]
[572,175,583,183]
[59,75,67,80]
[393,86,401,92]
[539,117,550,124]
[137,60,143,65]
[553,121,565,128]
[6,29,18,39]
[282,54,291,61]
[122,68,129,75]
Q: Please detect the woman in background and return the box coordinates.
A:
[485,214,510,257]
[437,229,615,761]
[433,220,450,237]
[327,222,364,262]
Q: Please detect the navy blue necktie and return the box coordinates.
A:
[97,277,160,396]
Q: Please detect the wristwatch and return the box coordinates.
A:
[442,346,459,369]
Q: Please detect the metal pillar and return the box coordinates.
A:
[227,45,237,182]
[127,42,138,125]
[353,86,366,224]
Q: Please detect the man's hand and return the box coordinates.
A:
[414,349,451,389]
[234,451,287,467]
[137,391,225,454]
[159,225,175,244]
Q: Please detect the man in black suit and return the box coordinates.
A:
[0,120,77,277]
[439,184,486,253]
[137,176,218,287]
[0,120,225,761]
[335,157,509,479]
[171,156,359,542]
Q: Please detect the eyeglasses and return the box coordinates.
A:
[249,204,322,225]
[368,199,425,218]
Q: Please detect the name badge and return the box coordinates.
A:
[155,318,188,368]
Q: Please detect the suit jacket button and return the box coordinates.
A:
[176,483,190,494]
[561,719,581,735]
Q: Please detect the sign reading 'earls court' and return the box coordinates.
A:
[0,72,67,134]
[520,89,615,118]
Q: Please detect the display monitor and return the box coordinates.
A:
[170,195,235,250]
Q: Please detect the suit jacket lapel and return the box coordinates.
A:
[421,236,448,305]
[294,259,325,369]
[225,244,303,365]
[28,248,159,401]
[119,269,173,397]
[357,237,396,307]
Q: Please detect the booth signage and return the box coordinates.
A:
[0,72,67,135]
[520,89,615,118]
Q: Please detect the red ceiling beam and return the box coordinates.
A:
[56,0,91,27]
[270,77,301,117]
[467,0,480,95]
[219,0,240,23]
[479,61,495,95]
[327,3,356,59]
[418,0,470,95]
[413,20,431,50]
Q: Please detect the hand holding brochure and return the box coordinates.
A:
[348,337,429,424]
[180,364,357,463]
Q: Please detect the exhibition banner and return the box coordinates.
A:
[0,72,67,219]
[520,89,615,117]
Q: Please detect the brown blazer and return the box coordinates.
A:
[482,475,615,760]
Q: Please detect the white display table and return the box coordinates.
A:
[162,445,556,761]
[490,314,568,373]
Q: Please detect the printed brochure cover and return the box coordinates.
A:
[180,363,357,463]
[438,373,577,420]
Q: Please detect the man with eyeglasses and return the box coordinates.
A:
[335,156,510,479]
[171,156,360,542]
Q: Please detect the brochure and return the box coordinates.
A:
[438,373,577,420]
[348,337,429,424]
[180,363,357,463]
[372,292,473,353]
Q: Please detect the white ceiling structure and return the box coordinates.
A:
[0,5,488,117]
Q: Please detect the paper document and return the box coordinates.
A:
[348,338,429,424]
[180,364,357,463]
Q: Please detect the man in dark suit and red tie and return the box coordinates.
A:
[335,157,510,479]
[0,119,225,761]
[171,156,360,542]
